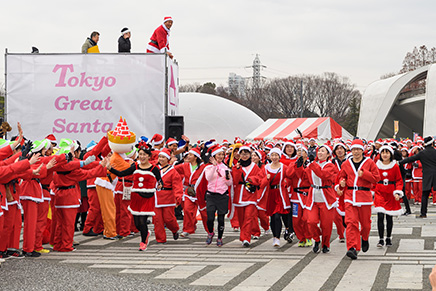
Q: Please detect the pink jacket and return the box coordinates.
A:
[204,163,232,194]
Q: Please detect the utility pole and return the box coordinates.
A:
[246,54,266,90]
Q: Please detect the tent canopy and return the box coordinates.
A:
[246,117,353,141]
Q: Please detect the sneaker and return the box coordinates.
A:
[23,251,41,258]
[284,230,290,241]
[339,238,346,243]
[252,236,259,240]
[346,248,358,260]
[385,237,392,247]
[273,238,280,247]
[264,229,272,235]
[34,249,50,254]
[418,214,427,218]
[73,240,80,246]
[322,245,330,253]
[233,227,239,232]
[286,232,295,243]
[361,239,369,252]
[377,239,384,248]
[242,240,250,247]
[180,232,190,238]
[206,232,215,245]
[103,236,117,240]
[0,251,10,259]
[128,232,135,237]
[313,241,321,253]
[6,250,24,259]
[139,242,147,251]
[83,230,99,236]
[173,232,179,241]
[217,238,223,247]
[115,235,125,240]
[305,239,313,247]
[298,240,306,247]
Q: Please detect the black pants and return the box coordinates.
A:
[421,190,431,216]
[207,213,225,239]
[133,215,149,243]
[270,213,290,239]
[377,213,393,238]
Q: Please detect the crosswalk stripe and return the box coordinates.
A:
[232,259,299,291]
[397,239,425,252]
[335,261,381,291]
[190,263,254,286]
[387,265,423,290]
[422,225,436,237]
[283,239,344,290]
[119,269,154,274]
[155,265,206,279]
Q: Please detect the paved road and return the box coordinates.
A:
[1,204,435,290]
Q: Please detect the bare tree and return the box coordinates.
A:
[179,83,200,92]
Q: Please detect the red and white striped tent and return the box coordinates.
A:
[246,117,353,141]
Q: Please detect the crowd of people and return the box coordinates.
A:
[0,122,434,261]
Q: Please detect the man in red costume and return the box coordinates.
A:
[147,16,174,59]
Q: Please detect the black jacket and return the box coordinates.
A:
[399,146,436,191]
[118,36,131,53]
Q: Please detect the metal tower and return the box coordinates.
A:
[251,54,266,89]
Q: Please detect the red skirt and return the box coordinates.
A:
[128,192,156,216]
[266,188,289,216]
[373,190,403,216]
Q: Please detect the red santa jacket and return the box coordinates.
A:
[259,163,291,211]
[336,157,380,206]
[174,162,205,203]
[232,162,264,207]
[147,24,171,53]
[52,163,107,208]
[290,162,311,207]
[374,160,404,197]
[155,165,183,208]
[302,160,338,210]
[412,160,422,180]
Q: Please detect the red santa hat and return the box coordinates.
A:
[221,139,230,146]
[269,148,282,157]
[299,146,308,154]
[45,134,57,146]
[163,16,173,23]
[210,145,224,157]
[166,137,177,146]
[253,149,264,160]
[319,143,332,155]
[281,141,296,153]
[350,139,365,150]
[264,142,274,150]
[188,147,201,159]
[309,137,316,142]
[375,138,384,145]
[333,142,347,153]
[151,134,164,146]
[379,145,394,155]
[159,148,172,160]
[239,145,251,152]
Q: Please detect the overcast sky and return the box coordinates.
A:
[1,0,435,92]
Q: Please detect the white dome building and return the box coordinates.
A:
[179,92,263,142]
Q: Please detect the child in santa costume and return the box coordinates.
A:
[154,148,182,243]
[289,146,312,247]
[196,145,232,247]
[299,144,338,253]
[174,147,207,237]
[260,148,291,247]
[231,145,264,247]
[336,139,380,260]
[411,146,423,204]
[373,145,404,247]
[108,142,162,251]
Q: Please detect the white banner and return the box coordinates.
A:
[167,59,179,116]
[6,53,171,145]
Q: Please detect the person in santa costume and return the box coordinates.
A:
[298,144,338,253]
[399,136,436,218]
[174,147,207,237]
[81,137,111,237]
[52,154,110,252]
[231,145,264,247]
[147,16,174,59]
[331,142,347,243]
[196,145,232,247]
[336,139,380,260]
[289,146,312,247]
[251,150,270,238]
[154,148,182,243]
[373,145,404,247]
[260,148,291,247]
[410,146,423,205]
[150,133,165,164]
[108,142,162,251]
